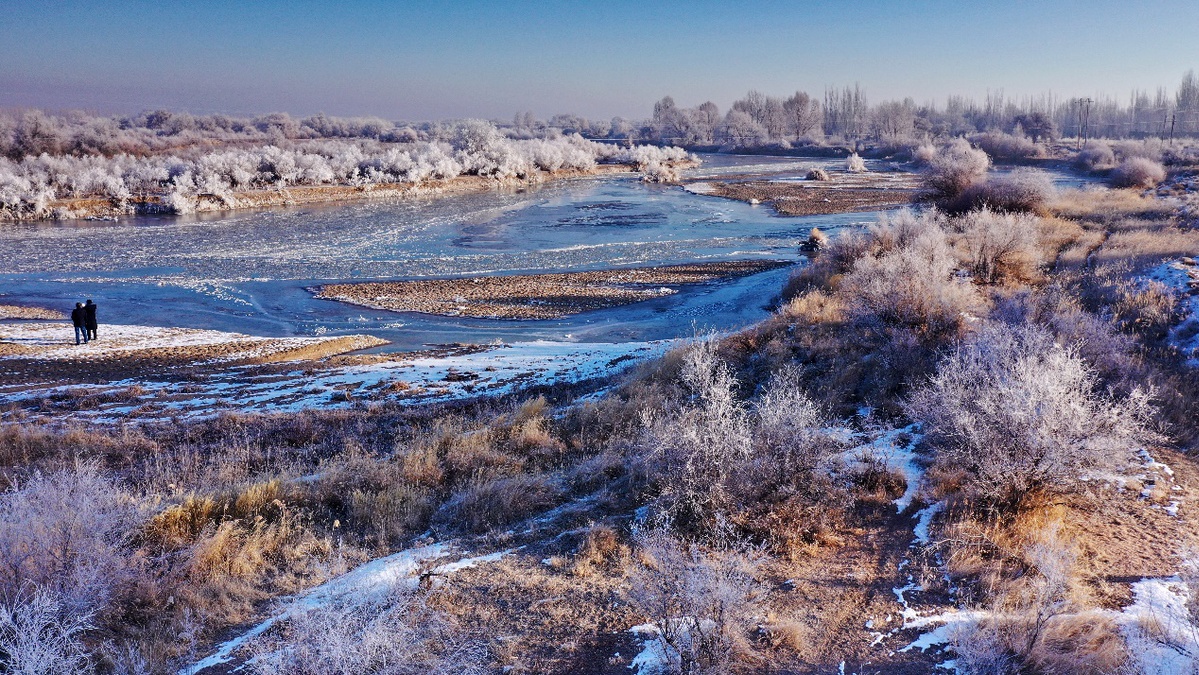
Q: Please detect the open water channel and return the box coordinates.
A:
[0,155,1094,351]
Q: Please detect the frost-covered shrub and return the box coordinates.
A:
[970,131,1043,161]
[1111,139,1164,163]
[805,168,830,181]
[911,143,938,167]
[923,139,991,202]
[628,526,761,675]
[907,322,1155,507]
[953,168,1056,214]
[0,588,92,675]
[842,209,980,338]
[642,339,752,529]
[952,207,1043,283]
[250,593,487,675]
[1075,143,1116,172]
[845,152,867,173]
[1109,157,1167,188]
[0,464,140,617]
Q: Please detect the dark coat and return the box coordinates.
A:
[84,302,97,329]
[71,307,86,327]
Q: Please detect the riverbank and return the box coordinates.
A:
[314,260,793,320]
[0,322,387,387]
[30,163,670,222]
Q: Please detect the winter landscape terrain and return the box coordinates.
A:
[4,2,1199,673]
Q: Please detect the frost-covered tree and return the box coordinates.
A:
[783,91,822,139]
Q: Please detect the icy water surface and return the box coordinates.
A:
[0,155,1091,350]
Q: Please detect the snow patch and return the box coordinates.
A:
[1115,577,1199,675]
[912,503,944,546]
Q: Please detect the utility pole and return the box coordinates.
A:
[1079,98,1093,148]
[1169,113,1176,145]
[1075,99,1083,150]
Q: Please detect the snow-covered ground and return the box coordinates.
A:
[0,337,674,422]
[0,321,357,361]
[1143,259,1199,365]
[182,544,514,674]
[1116,575,1199,674]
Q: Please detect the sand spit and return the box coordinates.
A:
[314,260,793,320]
[694,170,920,216]
[25,164,643,222]
[0,304,66,320]
[0,322,386,387]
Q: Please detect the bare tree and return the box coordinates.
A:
[783,91,822,139]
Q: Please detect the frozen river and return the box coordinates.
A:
[0,155,1092,351]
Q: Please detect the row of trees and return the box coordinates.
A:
[632,73,1199,149]
[0,120,691,218]
[539,70,1198,149]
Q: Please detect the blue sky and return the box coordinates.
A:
[1,0,1195,120]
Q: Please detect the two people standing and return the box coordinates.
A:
[71,299,98,345]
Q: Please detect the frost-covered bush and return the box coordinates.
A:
[628,526,761,675]
[1111,139,1165,163]
[953,168,1056,214]
[0,464,140,617]
[805,168,830,181]
[1075,143,1116,171]
[911,143,938,167]
[951,207,1043,283]
[1109,157,1167,188]
[845,152,867,173]
[640,341,841,534]
[907,322,1155,507]
[642,339,752,529]
[250,593,487,675]
[0,588,92,675]
[923,139,991,202]
[842,209,980,338]
[970,131,1042,161]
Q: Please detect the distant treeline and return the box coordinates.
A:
[534,70,1199,149]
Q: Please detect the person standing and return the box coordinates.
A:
[71,302,89,345]
[84,299,98,340]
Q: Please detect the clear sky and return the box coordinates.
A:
[1,0,1195,121]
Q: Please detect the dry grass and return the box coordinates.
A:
[1050,188,1175,225]
[2,175,1198,672]
[1089,227,1199,270]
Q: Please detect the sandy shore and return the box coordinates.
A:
[0,327,671,423]
[0,304,66,320]
[27,164,649,222]
[690,170,919,216]
[0,322,386,387]
[314,260,792,319]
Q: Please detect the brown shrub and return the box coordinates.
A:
[570,524,628,577]
[1109,157,1167,188]
[949,168,1056,214]
[950,208,1043,284]
[1049,188,1174,226]
[1089,227,1199,270]
[432,474,562,534]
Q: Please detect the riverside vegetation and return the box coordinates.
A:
[2,129,1199,673]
